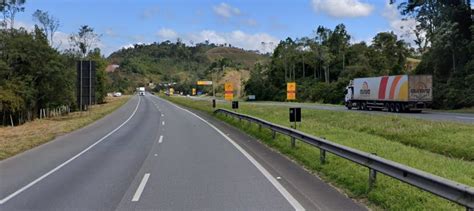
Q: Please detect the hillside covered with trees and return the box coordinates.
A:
[109,1,473,109]
[107,42,267,94]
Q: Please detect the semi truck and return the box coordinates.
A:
[344,75,432,112]
[138,87,145,96]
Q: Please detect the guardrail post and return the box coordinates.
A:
[368,168,377,191]
[272,130,276,140]
[320,149,326,164]
[291,137,296,148]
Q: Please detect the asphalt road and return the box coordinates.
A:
[188,96,474,124]
[0,94,364,210]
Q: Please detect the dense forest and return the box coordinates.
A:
[246,0,473,109]
[0,0,108,126]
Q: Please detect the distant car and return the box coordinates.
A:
[113,92,122,97]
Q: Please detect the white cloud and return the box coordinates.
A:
[120,43,137,50]
[213,3,240,18]
[382,2,421,45]
[52,31,72,50]
[187,30,278,53]
[156,28,178,40]
[105,28,117,37]
[311,0,374,18]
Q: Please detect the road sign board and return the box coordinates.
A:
[287,82,296,100]
[289,107,301,122]
[225,82,233,101]
[169,88,174,95]
[77,60,96,110]
[197,81,213,85]
[232,101,239,109]
[192,88,196,95]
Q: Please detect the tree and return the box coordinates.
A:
[1,0,26,29]
[371,32,409,75]
[32,9,60,46]
[392,0,472,108]
[69,25,101,58]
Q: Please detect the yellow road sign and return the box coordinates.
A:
[287,82,296,100]
[197,81,213,85]
[169,88,174,95]
[225,82,233,101]
[192,88,196,95]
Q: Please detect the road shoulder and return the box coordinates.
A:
[181,106,367,211]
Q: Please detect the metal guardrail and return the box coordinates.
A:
[214,109,474,210]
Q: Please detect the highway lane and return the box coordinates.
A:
[188,96,474,124]
[0,94,365,210]
[0,95,159,210]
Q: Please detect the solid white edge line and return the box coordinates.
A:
[162,121,165,126]
[0,96,142,205]
[152,95,304,211]
[158,135,163,144]
[131,173,150,202]
[456,116,474,120]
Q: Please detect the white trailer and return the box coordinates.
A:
[344,75,432,112]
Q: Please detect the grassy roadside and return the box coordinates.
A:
[165,95,474,210]
[0,96,131,160]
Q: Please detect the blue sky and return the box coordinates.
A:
[15,0,421,56]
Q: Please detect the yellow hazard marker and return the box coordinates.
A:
[197,81,213,85]
[225,83,233,101]
[287,82,296,100]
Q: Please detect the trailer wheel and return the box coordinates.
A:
[358,103,363,110]
[395,103,401,113]
[389,103,395,112]
[400,104,407,112]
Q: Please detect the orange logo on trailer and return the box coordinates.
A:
[225,83,233,101]
[287,82,296,100]
[410,82,430,99]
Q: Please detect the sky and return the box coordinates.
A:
[13,0,433,56]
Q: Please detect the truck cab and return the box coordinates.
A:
[344,81,354,109]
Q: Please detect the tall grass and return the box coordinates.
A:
[0,96,131,160]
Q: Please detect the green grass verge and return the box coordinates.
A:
[165,95,474,211]
[0,96,131,160]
